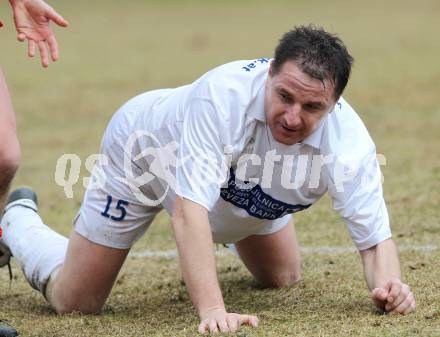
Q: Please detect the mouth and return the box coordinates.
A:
[280,123,301,133]
[271,122,303,145]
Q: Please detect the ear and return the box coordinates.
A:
[268,60,274,77]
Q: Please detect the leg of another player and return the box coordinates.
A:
[0,69,21,213]
[0,143,20,213]
[234,218,301,288]
[46,231,129,314]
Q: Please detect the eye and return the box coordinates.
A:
[279,90,293,103]
[304,104,322,111]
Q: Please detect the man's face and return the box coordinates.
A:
[264,60,336,145]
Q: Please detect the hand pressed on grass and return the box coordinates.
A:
[198,307,259,334]
[372,278,416,315]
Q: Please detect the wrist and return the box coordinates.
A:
[198,306,226,319]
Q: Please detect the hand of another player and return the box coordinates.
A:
[372,278,416,314]
[8,0,68,67]
[198,307,259,334]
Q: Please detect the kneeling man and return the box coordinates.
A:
[0,26,415,334]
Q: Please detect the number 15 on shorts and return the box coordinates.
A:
[101,195,129,221]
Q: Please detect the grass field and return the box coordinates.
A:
[1,0,439,336]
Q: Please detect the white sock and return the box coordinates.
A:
[1,205,68,293]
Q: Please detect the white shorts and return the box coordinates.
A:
[74,91,292,249]
[73,92,165,249]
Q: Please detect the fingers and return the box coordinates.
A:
[13,2,66,67]
[226,315,239,332]
[371,287,389,312]
[28,39,36,57]
[217,319,229,333]
[37,40,49,68]
[47,35,59,61]
[197,318,232,334]
[197,319,220,334]
[372,287,388,301]
[0,20,4,28]
[387,280,402,303]
[197,322,206,334]
[198,313,259,334]
[373,280,416,315]
[25,37,59,66]
[402,296,416,315]
[197,319,218,334]
[390,291,416,315]
[208,320,219,333]
[17,32,27,42]
[385,283,409,311]
[45,7,69,27]
[239,314,259,327]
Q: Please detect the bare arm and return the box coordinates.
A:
[360,238,415,314]
[172,197,225,314]
[171,197,258,333]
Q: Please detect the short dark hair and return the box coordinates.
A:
[272,25,354,99]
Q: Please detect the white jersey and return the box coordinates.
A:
[107,59,391,249]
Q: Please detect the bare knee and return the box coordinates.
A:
[52,296,105,315]
[47,279,106,315]
[0,137,20,180]
[263,269,301,288]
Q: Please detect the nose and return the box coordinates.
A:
[284,103,302,128]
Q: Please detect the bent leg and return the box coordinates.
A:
[46,231,129,314]
[235,218,301,288]
[0,130,20,213]
[0,68,21,213]
[1,205,128,314]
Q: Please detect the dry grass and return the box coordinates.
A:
[0,0,439,335]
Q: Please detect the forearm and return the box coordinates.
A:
[360,238,401,290]
[172,197,225,316]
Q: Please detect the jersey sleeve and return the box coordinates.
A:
[175,97,231,211]
[326,145,392,250]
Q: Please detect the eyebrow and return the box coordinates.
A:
[305,101,325,108]
[277,87,327,108]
